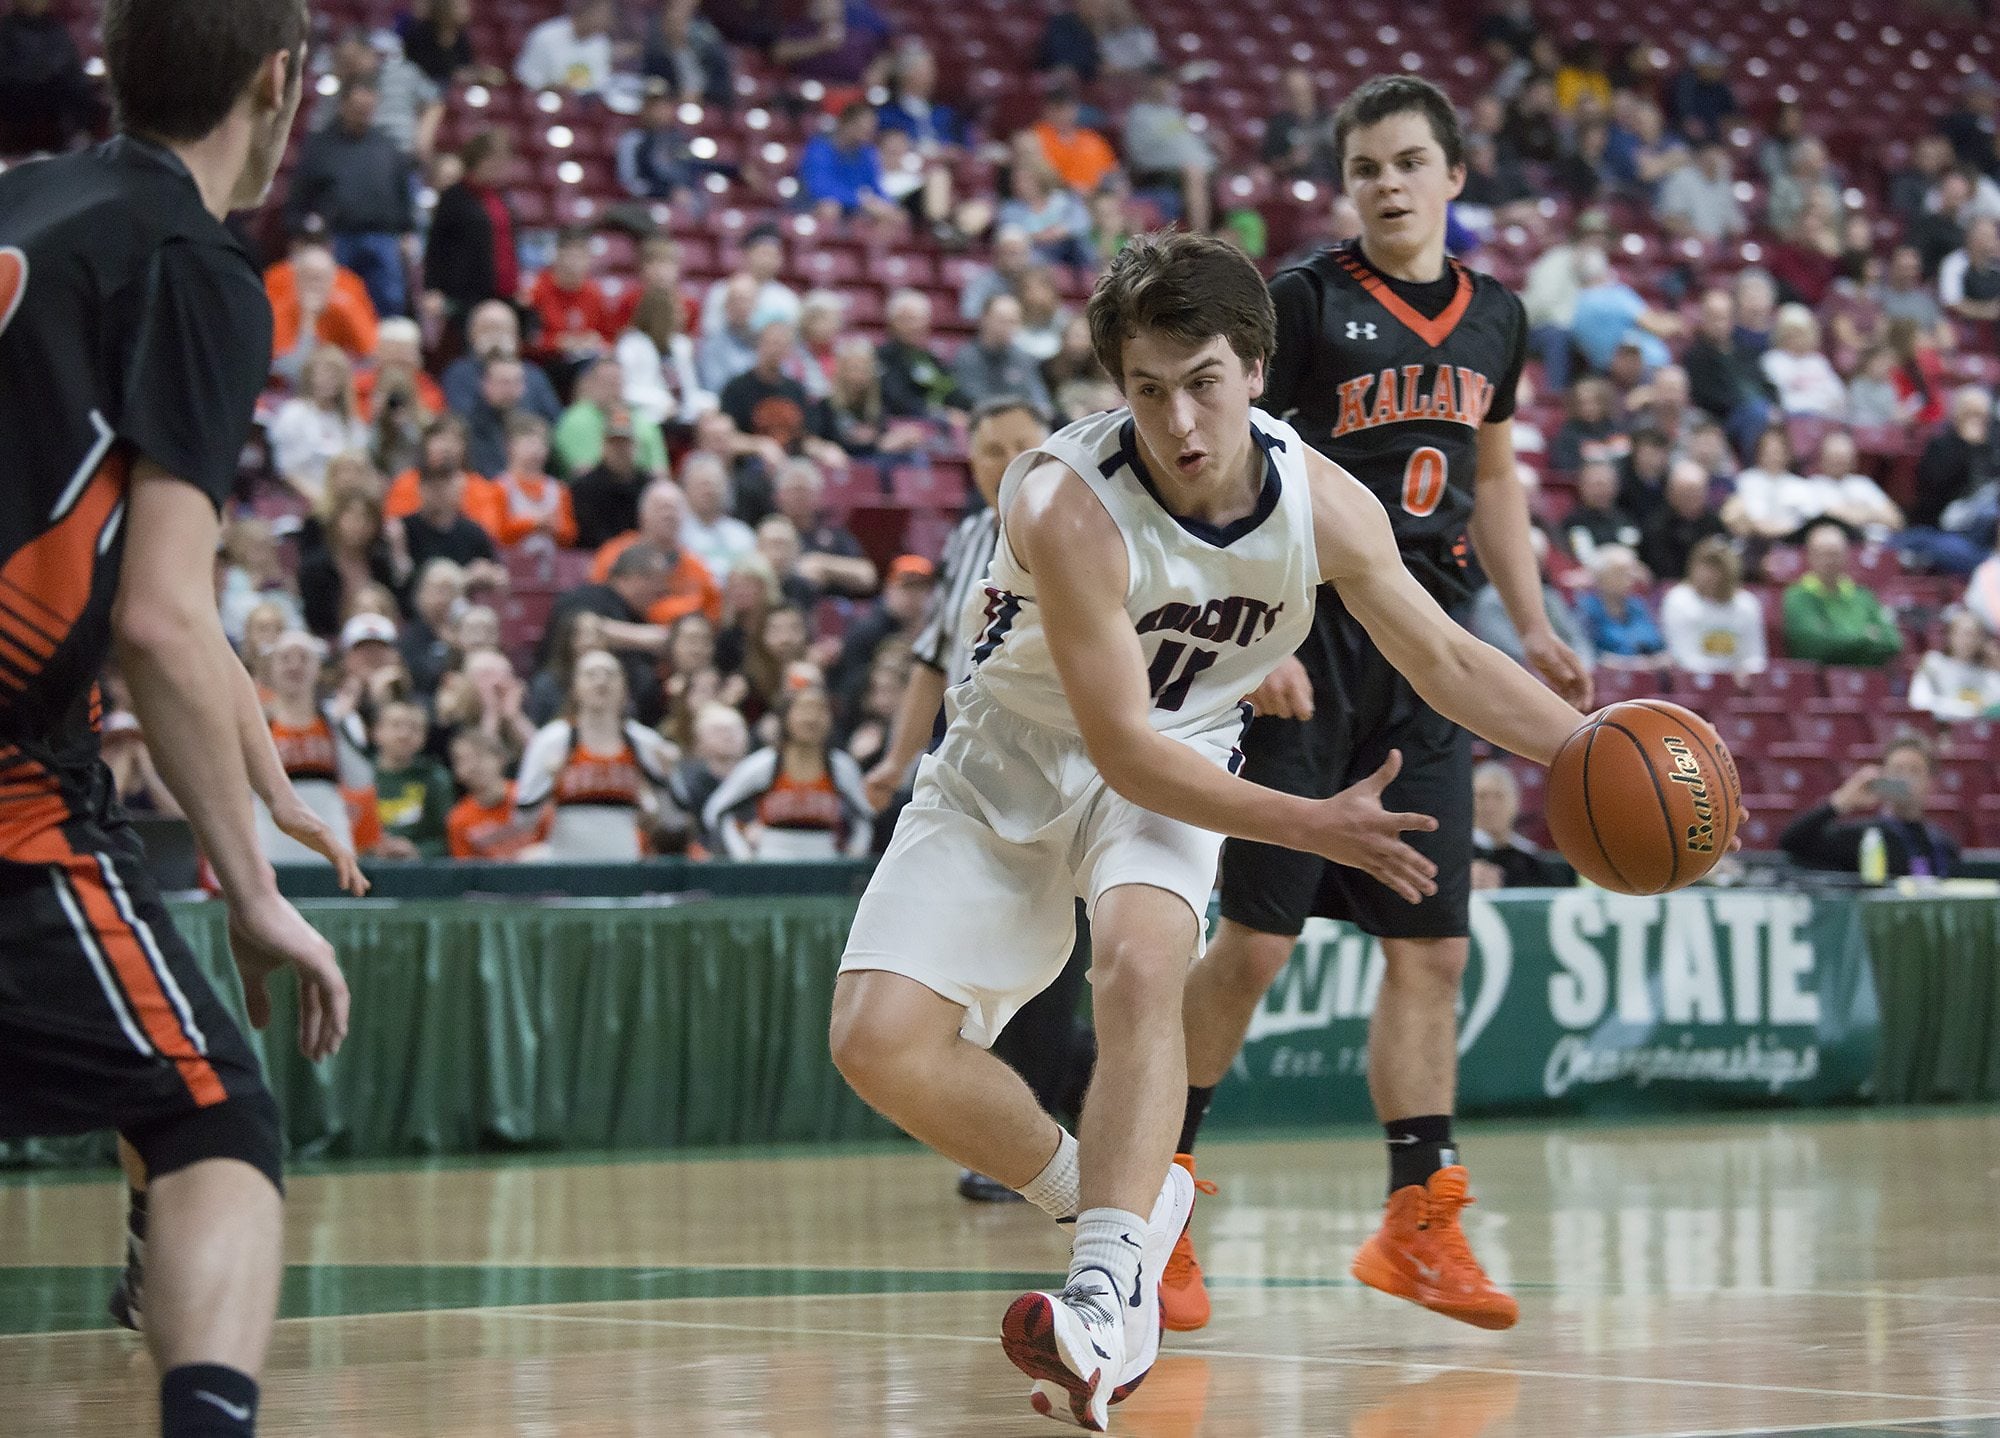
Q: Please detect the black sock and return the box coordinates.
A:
[1178,1085,1216,1155]
[161,1363,259,1437]
[1384,1114,1456,1195]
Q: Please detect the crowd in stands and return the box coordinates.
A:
[11,0,2000,863]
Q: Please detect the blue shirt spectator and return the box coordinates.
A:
[799,104,892,218]
[877,44,969,150]
[1576,546,1668,663]
[1571,254,1673,373]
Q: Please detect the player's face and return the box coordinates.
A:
[1341,111,1464,259]
[1122,331,1264,490]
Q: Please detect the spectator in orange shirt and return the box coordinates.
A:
[268,240,380,382]
[385,414,506,536]
[590,477,723,624]
[493,414,580,548]
[527,225,618,373]
[446,728,550,859]
[1030,85,1119,197]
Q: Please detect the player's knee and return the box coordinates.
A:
[1226,926,1300,993]
[1382,937,1469,995]
[1089,932,1185,1009]
[122,1087,285,1197]
[828,980,922,1101]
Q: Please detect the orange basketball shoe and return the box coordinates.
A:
[1348,1166,1518,1330]
[1159,1154,1217,1332]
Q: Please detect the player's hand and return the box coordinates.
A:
[1302,750,1440,904]
[227,891,350,1063]
[862,755,905,813]
[1247,655,1314,720]
[1522,627,1593,710]
[271,797,371,896]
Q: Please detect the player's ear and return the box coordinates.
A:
[1444,161,1467,203]
[1244,357,1265,401]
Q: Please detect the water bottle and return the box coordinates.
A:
[1858,826,1888,887]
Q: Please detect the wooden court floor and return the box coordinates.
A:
[3,1110,1999,1436]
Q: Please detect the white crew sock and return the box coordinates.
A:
[1018,1127,1081,1221]
[1068,1207,1149,1308]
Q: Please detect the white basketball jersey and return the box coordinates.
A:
[961,406,1319,745]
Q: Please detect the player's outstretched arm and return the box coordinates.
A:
[115,465,349,1060]
[1015,463,1438,900]
[1309,452,1587,767]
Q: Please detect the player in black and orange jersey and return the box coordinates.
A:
[1167,76,1595,1334]
[0,3,365,1435]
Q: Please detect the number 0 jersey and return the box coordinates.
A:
[960,406,1318,747]
[1261,241,1527,608]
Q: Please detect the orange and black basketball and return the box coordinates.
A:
[1544,699,1742,895]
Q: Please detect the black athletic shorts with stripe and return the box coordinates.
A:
[0,817,269,1164]
[1217,584,1473,942]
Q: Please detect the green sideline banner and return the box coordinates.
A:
[0,889,1885,1168]
[1209,890,1882,1127]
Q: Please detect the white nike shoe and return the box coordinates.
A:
[1002,1268,1126,1431]
[1018,1163,1200,1429]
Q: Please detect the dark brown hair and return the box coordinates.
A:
[103,0,308,142]
[1333,73,1466,172]
[1086,230,1276,384]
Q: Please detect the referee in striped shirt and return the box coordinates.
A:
[862,396,1098,1203]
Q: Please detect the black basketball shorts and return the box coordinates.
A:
[0,820,274,1166]
[1218,588,1474,942]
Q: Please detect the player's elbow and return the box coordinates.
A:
[110,588,210,662]
[1081,726,1160,806]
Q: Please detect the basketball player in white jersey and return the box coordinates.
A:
[829,232,1586,1431]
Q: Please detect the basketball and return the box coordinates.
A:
[1544,700,1742,896]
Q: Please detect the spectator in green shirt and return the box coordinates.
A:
[370,699,457,858]
[1782,523,1904,667]
[554,357,669,479]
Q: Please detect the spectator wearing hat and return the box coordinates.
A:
[570,410,653,549]
[590,479,724,625]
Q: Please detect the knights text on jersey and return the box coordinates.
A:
[0,137,272,850]
[963,407,1318,745]
[1260,240,1526,606]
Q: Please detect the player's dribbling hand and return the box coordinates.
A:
[1247,655,1314,720]
[1523,628,1594,711]
[227,892,351,1063]
[271,797,371,897]
[1303,750,1440,905]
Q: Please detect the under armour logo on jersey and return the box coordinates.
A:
[1345,320,1378,340]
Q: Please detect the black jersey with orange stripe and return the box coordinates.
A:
[0,137,271,846]
[1259,240,1527,607]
